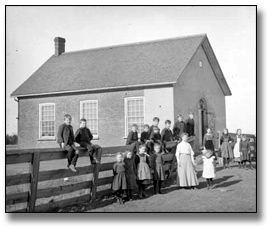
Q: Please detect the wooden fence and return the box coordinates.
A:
[6,145,176,212]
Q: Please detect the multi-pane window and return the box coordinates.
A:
[39,103,55,139]
[125,97,144,136]
[80,100,98,136]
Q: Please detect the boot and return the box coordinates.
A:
[89,154,96,164]
[128,190,133,201]
[153,181,158,194]
[68,164,77,172]
[71,153,79,167]
[142,185,148,198]
[209,179,213,189]
[206,179,210,189]
[138,185,143,199]
[158,181,163,194]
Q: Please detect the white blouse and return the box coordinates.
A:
[175,141,195,164]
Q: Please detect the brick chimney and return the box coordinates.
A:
[54,37,65,56]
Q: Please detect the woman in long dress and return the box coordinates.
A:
[233,129,242,168]
[175,133,199,189]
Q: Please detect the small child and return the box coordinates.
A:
[173,114,186,138]
[140,124,152,154]
[203,127,215,151]
[161,120,173,143]
[149,117,160,136]
[161,120,175,153]
[150,126,162,144]
[126,124,139,154]
[202,149,216,189]
[150,143,165,194]
[233,129,242,168]
[135,144,152,199]
[57,114,79,172]
[123,151,138,201]
[75,118,100,164]
[112,153,127,204]
[240,135,253,169]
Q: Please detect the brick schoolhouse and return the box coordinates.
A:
[11,34,231,150]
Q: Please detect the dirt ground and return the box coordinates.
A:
[58,162,256,212]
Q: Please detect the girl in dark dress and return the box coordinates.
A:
[123,151,138,200]
[150,143,165,194]
[112,153,127,204]
[203,128,215,151]
[240,135,253,169]
[220,128,234,169]
[135,144,152,199]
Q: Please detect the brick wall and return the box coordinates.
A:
[18,90,144,149]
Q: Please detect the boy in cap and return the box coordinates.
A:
[57,114,79,172]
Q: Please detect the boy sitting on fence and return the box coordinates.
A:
[75,118,101,164]
[57,114,79,172]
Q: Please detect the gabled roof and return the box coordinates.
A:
[11,34,231,98]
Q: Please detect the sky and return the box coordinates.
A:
[6,6,256,134]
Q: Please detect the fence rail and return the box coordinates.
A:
[6,145,175,212]
[6,134,255,212]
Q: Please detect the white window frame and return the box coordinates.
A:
[124,96,145,137]
[80,100,99,139]
[39,103,56,139]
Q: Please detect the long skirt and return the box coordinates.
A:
[221,142,234,159]
[177,154,199,187]
[233,141,241,161]
[112,172,127,191]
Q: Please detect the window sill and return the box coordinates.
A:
[92,136,99,140]
[37,138,56,141]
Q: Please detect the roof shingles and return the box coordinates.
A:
[11,34,230,97]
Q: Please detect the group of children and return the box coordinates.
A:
[200,127,255,189]
[56,113,254,203]
[112,114,198,204]
[57,114,100,172]
[219,128,254,169]
[126,114,195,155]
[112,143,166,204]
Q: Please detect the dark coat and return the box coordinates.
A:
[150,132,162,142]
[161,128,173,142]
[57,123,75,146]
[185,118,195,136]
[123,157,138,189]
[173,121,186,135]
[140,131,150,143]
[240,140,251,161]
[74,127,93,144]
[126,131,138,145]
[148,125,160,139]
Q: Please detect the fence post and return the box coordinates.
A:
[28,152,41,212]
[91,147,102,201]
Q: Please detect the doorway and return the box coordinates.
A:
[198,98,208,146]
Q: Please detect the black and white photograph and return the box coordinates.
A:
[5,5,257,214]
